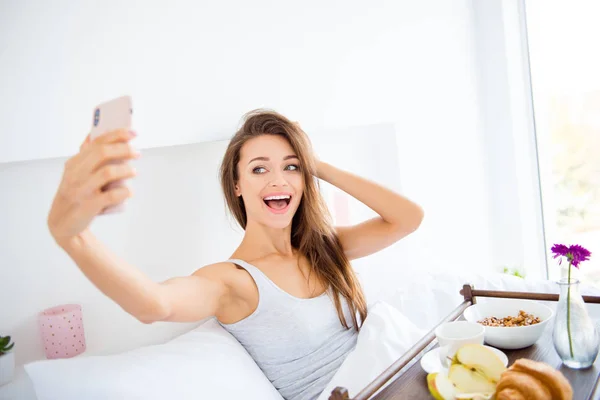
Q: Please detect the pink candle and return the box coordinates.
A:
[38,304,86,359]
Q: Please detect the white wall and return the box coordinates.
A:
[1,0,499,276]
[1,0,477,163]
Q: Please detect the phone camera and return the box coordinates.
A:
[94,108,100,127]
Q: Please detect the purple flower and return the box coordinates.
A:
[568,244,591,267]
[551,244,569,258]
[551,243,591,269]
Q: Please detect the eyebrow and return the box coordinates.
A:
[248,155,298,165]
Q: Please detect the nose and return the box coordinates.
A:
[268,170,289,188]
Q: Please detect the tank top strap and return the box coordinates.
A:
[225,258,273,295]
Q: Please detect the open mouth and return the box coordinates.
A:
[263,194,292,211]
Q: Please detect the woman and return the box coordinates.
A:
[47,109,424,400]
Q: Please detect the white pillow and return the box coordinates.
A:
[317,301,426,400]
[24,318,283,400]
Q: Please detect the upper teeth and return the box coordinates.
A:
[264,195,290,200]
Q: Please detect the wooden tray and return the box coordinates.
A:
[328,284,600,400]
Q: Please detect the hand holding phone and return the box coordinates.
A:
[48,95,137,244]
[48,123,139,245]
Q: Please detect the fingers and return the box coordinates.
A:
[52,129,138,229]
[74,128,139,178]
[80,142,140,175]
[55,162,135,221]
[92,186,133,214]
[83,163,137,195]
[79,134,91,152]
[62,128,139,198]
[92,128,137,145]
[79,129,134,156]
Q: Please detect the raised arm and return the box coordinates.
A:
[316,160,424,260]
[59,231,229,324]
[47,129,228,324]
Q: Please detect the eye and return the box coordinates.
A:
[252,166,267,174]
[285,164,299,171]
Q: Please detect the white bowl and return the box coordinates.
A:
[462,299,554,350]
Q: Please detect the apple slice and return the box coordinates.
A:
[448,364,497,394]
[427,372,457,400]
[451,344,507,383]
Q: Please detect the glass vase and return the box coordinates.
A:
[552,278,600,368]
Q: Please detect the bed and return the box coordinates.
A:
[2,268,599,400]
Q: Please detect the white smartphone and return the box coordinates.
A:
[89,95,133,215]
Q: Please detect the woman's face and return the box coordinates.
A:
[235,134,304,229]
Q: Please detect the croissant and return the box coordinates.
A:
[495,359,573,400]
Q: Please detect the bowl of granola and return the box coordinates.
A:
[462,299,554,349]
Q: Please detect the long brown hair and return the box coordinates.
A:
[219,109,367,330]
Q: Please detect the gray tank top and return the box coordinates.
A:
[218,259,358,400]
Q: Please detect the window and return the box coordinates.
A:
[525,1,600,286]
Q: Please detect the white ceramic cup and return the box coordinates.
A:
[435,321,485,367]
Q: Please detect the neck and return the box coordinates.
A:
[235,218,295,260]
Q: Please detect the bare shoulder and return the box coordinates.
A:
[191,261,252,292]
[191,261,256,322]
[192,261,239,283]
